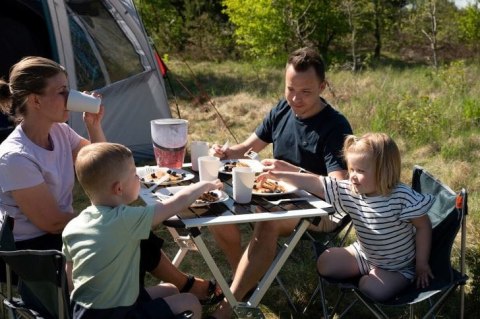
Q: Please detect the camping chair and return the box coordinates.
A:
[0,249,71,319]
[313,165,468,319]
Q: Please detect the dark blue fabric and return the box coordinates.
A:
[72,288,175,319]
[255,98,352,175]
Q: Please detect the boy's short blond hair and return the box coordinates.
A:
[75,142,133,197]
[343,133,401,196]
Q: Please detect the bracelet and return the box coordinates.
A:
[298,168,307,173]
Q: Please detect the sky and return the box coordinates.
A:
[454,0,476,8]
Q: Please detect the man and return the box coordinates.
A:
[209,47,353,318]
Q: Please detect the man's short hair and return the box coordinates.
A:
[287,47,325,82]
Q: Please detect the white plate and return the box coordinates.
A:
[137,166,194,186]
[252,180,298,196]
[156,186,229,207]
[219,159,264,175]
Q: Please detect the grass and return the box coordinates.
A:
[73,59,480,318]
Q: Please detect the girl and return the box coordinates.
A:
[260,133,435,301]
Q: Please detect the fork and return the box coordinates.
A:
[267,197,310,205]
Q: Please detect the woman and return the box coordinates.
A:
[0,56,222,305]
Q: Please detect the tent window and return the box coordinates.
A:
[67,0,144,91]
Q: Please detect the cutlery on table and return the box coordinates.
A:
[267,197,310,205]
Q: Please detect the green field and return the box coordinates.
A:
[75,59,480,318]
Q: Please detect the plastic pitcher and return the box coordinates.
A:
[151,119,188,168]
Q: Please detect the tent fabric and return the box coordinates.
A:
[0,0,171,160]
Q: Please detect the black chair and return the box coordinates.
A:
[0,249,71,319]
[313,165,468,318]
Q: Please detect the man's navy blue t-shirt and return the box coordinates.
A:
[255,98,353,176]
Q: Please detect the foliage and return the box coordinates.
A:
[134,0,235,60]
[458,2,480,48]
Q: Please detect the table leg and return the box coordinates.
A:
[166,227,197,267]
[188,228,238,309]
[245,219,311,307]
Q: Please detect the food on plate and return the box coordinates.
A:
[253,178,286,194]
[196,191,220,204]
[222,160,250,173]
[141,169,186,184]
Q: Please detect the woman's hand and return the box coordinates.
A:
[83,92,104,128]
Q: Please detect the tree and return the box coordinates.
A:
[458,1,480,50]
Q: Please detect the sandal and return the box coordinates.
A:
[180,275,224,306]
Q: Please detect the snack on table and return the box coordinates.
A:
[196,191,220,204]
[141,169,186,183]
[222,161,250,173]
[253,178,286,194]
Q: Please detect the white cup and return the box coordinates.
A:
[198,156,221,181]
[232,167,255,204]
[191,141,209,171]
[67,90,101,113]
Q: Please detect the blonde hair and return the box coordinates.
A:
[343,133,401,196]
[75,142,133,197]
[0,56,67,124]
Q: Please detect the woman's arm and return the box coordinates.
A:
[12,183,76,234]
[72,105,107,160]
[412,214,433,288]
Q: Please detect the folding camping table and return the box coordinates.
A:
[139,165,334,318]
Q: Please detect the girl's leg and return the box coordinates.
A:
[317,245,360,278]
[358,268,410,302]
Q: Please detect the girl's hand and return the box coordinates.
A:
[416,263,434,289]
[261,159,299,172]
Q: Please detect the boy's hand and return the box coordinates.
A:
[416,263,434,289]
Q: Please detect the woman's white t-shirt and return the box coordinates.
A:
[0,123,82,241]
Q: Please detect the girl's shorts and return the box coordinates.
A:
[350,242,415,281]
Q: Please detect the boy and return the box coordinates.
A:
[63,142,222,319]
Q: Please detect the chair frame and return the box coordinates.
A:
[314,165,468,319]
[0,249,71,319]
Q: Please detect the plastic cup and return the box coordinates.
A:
[198,156,221,181]
[66,90,101,113]
[232,167,255,204]
[190,141,209,171]
[151,119,188,169]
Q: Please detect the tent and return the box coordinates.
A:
[0,0,172,160]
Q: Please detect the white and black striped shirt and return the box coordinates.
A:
[323,177,435,271]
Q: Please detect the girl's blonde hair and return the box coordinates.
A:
[343,133,401,196]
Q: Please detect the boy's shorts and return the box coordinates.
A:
[72,287,175,319]
[139,232,164,286]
